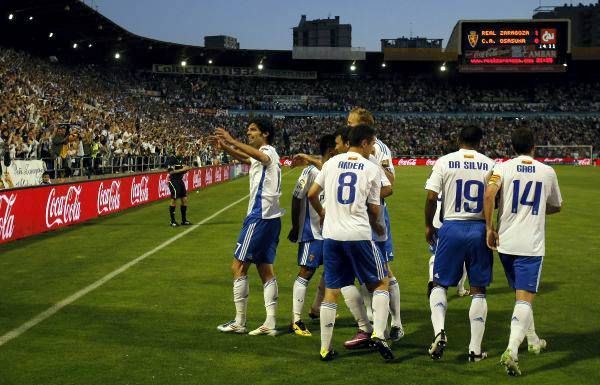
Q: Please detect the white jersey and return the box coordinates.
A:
[293,165,323,241]
[369,154,391,242]
[374,138,395,177]
[315,151,381,241]
[489,156,562,256]
[425,149,495,221]
[247,145,284,219]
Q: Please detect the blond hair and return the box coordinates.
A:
[348,107,375,126]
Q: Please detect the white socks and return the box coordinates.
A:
[320,302,337,352]
[360,283,373,321]
[372,290,390,339]
[428,255,435,282]
[508,300,533,357]
[388,277,403,328]
[341,285,373,333]
[430,286,447,335]
[526,314,540,345]
[468,294,488,355]
[292,276,309,323]
[233,276,249,326]
[263,278,278,329]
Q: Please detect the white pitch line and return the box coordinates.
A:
[0,193,249,347]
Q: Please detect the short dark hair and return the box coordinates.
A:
[458,126,483,147]
[348,125,375,147]
[319,134,337,156]
[334,126,349,143]
[249,117,275,144]
[511,127,535,155]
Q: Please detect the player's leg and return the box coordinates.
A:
[352,241,394,361]
[248,218,281,336]
[500,255,542,376]
[290,242,317,336]
[428,222,464,360]
[180,194,191,225]
[341,283,373,349]
[308,273,325,320]
[427,254,435,298]
[359,283,373,322]
[319,239,353,361]
[386,264,404,341]
[526,314,546,354]
[465,222,493,362]
[217,258,251,333]
[168,182,178,226]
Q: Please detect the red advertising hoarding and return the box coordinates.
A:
[0,165,241,244]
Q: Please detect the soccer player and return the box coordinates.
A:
[484,127,562,376]
[308,124,394,362]
[424,126,495,362]
[167,147,192,226]
[213,118,283,336]
[347,108,404,341]
[287,134,337,336]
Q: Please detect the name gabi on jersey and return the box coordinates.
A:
[448,161,489,170]
[338,161,365,170]
[517,165,536,173]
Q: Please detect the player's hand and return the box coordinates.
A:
[425,225,436,246]
[215,127,234,144]
[287,228,298,243]
[291,154,308,168]
[373,223,385,237]
[486,228,499,250]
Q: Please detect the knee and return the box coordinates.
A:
[298,267,315,280]
[231,260,246,278]
[470,286,486,295]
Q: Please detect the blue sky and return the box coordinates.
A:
[91,0,550,50]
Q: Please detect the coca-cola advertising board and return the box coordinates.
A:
[0,166,237,244]
[280,157,599,167]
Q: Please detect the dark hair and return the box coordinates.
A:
[42,172,50,177]
[249,117,275,144]
[319,134,337,156]
[348,124,375,147]
[511,127,535,155]
[334,126,349,143]
[458,125,483,147]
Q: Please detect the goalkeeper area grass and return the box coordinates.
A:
[0,166,598,385]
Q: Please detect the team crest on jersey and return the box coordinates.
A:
[381,160,390,168]
[299,179,306,189]
[309,254,315,262]
[468,31,479,48]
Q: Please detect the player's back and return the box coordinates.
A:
[374,138,395,177]
[426,149,494,221]
[493,156,562,256]
[293,165,323,241]
[319,151,380,241]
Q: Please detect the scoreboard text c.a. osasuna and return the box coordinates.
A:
[458,20,570,73]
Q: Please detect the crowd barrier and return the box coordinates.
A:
[280,157,599,166]
[0,164,249,244]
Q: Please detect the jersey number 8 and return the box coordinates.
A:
[337,172,357,204]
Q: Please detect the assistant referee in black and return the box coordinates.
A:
[167,147,192,226]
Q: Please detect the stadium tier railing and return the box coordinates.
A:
[0,163,249,245]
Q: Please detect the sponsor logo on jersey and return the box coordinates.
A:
[46,186,82,228]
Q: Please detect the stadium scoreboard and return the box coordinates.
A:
[458,20,570,73]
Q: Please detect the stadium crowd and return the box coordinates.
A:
[1,46,598,182]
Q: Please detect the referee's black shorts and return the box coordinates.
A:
[168,179,187,199]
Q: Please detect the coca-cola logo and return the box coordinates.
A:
[192,170,202,189]
[425,159,437,166]
[543,158,563,163]
[397,158,417,166]
[578,158,591,166]
[205,169,213,185]
[0,194,17,240]
[223,167,229,181]
[158,174,170,198]
[46,186,82,228]
[131,176,149,204]
[282,159,293,167]
[494,158,507,163]
[183,175,189,190]
[97,180,121,214]
[215,168,222,182]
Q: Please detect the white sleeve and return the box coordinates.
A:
[488,163,504,187]
[367,169,381,205]
[379,167,391,187]
[259,146,274,166]
[293,169,311,199]
[547,169,563,207]
[424,160,444,193]
[314,168,325,188]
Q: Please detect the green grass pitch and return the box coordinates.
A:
[0,166,599,385]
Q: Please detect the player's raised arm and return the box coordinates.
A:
[210,135,251,164]
[292,153,323,170]
[215,127,270,165]
[483,172,501,250]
